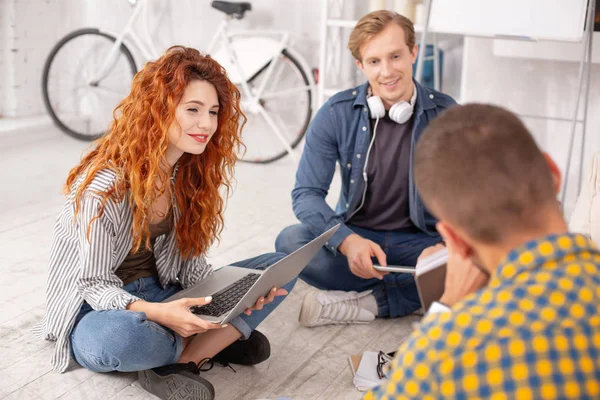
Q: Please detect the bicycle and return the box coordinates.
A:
[42,0,316,163]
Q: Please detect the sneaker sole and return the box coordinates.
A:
[138,369,215,400]
[298,290,322,328]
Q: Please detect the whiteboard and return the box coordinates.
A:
[429,0,588,42]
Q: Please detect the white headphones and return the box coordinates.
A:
[366,85,417,124]
[346,85,419,221]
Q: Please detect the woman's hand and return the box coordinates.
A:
[128,297,224,337]
[160,297,225,337]
[243,287,288,316]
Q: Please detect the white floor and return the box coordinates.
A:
[0,124,417,400]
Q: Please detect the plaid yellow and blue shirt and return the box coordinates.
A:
[365,233,600,399]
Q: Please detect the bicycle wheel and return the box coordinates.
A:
[238,49,313,164]
[42,28,137,141]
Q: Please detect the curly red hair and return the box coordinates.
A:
[66,46,245,258]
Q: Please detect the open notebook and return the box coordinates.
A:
[348,352,386,391]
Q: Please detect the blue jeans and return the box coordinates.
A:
[275,224,440,318]
[70,252,295,373]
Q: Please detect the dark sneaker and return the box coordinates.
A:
[212,330,270,365]
[138,361,215,400]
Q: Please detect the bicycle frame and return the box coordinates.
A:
[209,20,297,110]
[207,19,315,161]
[89,0,157,84]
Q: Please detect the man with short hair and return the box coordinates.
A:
[365,103,600,399]
[275,10,456,326]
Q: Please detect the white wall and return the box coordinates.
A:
[461,37,600,212]
[0,0,86,118]
[0,0,15,118]
[0,0,322,118]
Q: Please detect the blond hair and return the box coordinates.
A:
[348,10,416,61]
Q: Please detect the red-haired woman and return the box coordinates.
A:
[33,46,294,400]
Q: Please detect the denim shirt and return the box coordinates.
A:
[292,80,456,254]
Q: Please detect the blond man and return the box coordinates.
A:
[276,10,456,326]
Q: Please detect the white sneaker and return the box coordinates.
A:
[298,289,376,327]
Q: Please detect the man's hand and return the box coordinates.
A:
[438,243,489,307]
[417,243,446,264]
[338,234,388,280]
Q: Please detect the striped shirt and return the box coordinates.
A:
[32,169,213,373]
[365,233,600,399]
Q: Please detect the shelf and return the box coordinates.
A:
[493,33,600,64]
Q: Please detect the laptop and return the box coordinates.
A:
[415,247,448,312]
[163,224,340,325]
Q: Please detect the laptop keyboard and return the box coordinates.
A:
[190,273,261,318]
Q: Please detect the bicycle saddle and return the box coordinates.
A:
[211,1,252,19]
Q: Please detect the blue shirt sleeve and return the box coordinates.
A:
[291,102,354,254]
